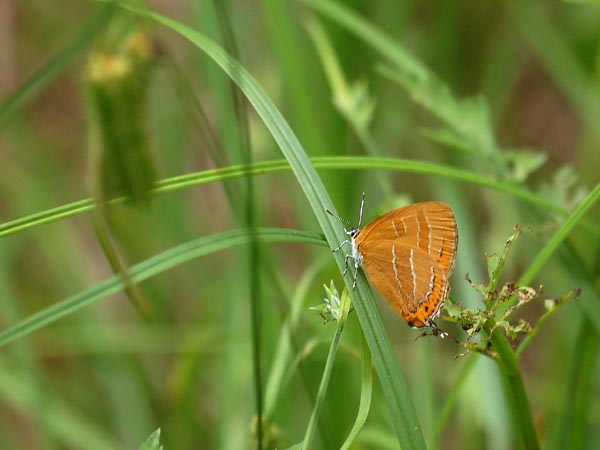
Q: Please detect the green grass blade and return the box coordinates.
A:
[3,157,597,239]
[0,228,325,347]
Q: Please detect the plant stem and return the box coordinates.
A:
[301,291,351,450]
[489,327,539,450]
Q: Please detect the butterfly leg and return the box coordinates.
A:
[428,320,448,339]
[334,240,352,276]
[342,253,352,276]
[351,257,361,288]
[332,240,359,288]
[342,253,361,289]
[332,239,352,253]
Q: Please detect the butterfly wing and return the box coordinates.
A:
[359,243,449,327]
[358,202,458,276]
[355,202,457,327]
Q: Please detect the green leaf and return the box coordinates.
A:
[138,429,163,450]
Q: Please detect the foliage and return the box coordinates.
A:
[1,1,599,450]
[138,429,163,450]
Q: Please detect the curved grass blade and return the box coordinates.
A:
[3,156,597,239]
[0,228,325,347]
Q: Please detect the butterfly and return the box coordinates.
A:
[327,193,458,328]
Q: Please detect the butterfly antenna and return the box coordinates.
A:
[357,192,366,229]
[325,208,354,230]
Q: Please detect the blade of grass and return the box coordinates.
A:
[0,228,325,347]
[210,2,264,446]
[3,156,597,239]
[138,429,162,450]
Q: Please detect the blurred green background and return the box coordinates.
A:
[1,1,599,449]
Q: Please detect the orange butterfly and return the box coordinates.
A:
[328,194,458,329]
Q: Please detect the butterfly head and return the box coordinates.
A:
[326,193,367,270]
